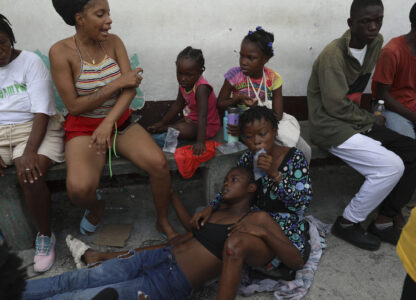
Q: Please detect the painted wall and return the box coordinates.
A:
[3,0,414,101]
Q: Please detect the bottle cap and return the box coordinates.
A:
[228,106,239,114]
[378,100,384,105]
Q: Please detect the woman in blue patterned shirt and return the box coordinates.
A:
[191,106,312,268]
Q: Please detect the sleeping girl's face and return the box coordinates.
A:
[221,168,255,203]
[176,57,202,92]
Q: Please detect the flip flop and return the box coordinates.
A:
[80,210,99,235]
[65,235,90,269]
[80,190,102,235]
[158,231,167,240]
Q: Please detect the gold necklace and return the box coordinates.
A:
[74,36,98,64]
[84,48,96,65]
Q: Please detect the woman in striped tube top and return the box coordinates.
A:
[49,0,178,239]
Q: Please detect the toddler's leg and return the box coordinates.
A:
[171,120,198,140]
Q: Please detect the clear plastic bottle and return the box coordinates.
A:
[163,127,180,153]
[227,107,239,143]
[253,148,267,180]
[374,100,385,116]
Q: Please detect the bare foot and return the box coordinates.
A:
[83,249,102,265]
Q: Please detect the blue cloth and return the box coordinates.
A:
[23,246,193,300]
[384,109,416,139]
[151,132,167,148]
[151,132,187,148]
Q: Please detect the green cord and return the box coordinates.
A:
[108,121,120,177]
[113,121,120,159]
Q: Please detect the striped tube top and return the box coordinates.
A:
[75,55,122,118]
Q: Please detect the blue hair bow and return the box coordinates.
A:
[248,30,253,35]
[267,42,273,48]
[256,26,262,31]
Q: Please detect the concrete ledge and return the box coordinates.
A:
[299,120,331,160]
[0,129,244,250]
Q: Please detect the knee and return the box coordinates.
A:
[384,153,405,178]
[66,179,97,206]
[146,155,169,178]
[223,234,248,261]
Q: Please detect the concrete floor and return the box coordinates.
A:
[17,164,411,300]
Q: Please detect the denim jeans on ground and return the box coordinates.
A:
[23,246,193,300]
[384,109,416,139]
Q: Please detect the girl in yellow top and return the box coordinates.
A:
[397,207,416,299]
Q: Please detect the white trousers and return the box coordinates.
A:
[329,133,405,222]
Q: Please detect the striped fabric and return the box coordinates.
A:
[75,56,122,118]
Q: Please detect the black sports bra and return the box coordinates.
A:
[192,212,250,260]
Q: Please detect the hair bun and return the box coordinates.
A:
[52,0,91,26]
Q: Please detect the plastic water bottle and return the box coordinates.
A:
[223,111,229,143]
[253,148,267,180]
[227,107,239,143]
[163,127,180,153]
[374,100,385,116]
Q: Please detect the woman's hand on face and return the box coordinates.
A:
[89,120,114,155]
[0,156,6,177]
[119,67,143,89]
[190,206,213,230]
[227,124,240,137]
[257,153,279,178]
[15,151,42,184]
[228,218,266,239]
